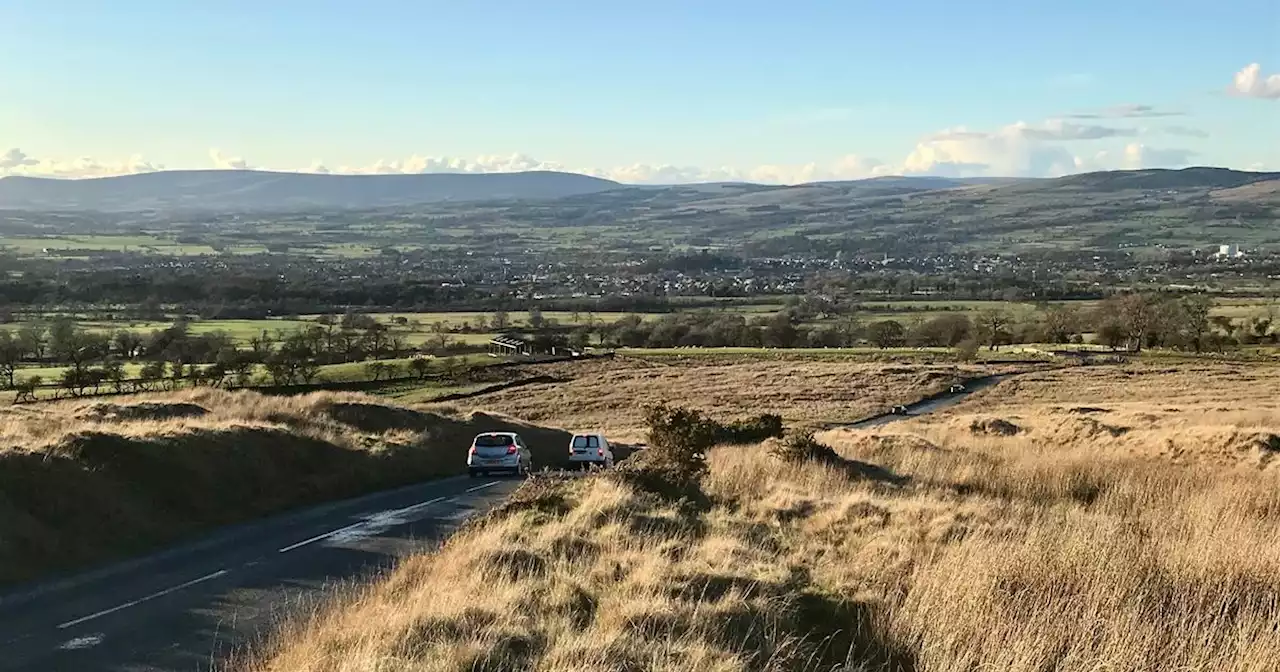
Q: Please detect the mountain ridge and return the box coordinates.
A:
[0,166,1275,213]
[0,169,621,212]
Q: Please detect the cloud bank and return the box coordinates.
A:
[0,110,1212,185]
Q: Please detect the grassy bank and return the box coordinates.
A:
[247,366,1280,672]
[0,389,573,587]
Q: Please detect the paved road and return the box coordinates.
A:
[0,475,522,672]
[847,373,1012,429]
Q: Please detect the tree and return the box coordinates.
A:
[296,360,322,384]
[1042,305,1081,344]
[762,311,799,348]
[14,376,40,404]
[910,314,971,347]
[102,359,128,393]
[1097,322,1127,350]
[491,310,511,332]
[409,357,433,380]
[0,331,21,389]
[112,330,144,359]
[976,309,1011,351]
[363,361,390,382]
[138,360,167,390]
[1116,293,1157,352]
[1172,295,1212,353]
[528,306,546,331]
[954,338,980,362]
[264,354,295,386]
[867,320,906,348]
[16,325,47,362]
[363,323,391,358]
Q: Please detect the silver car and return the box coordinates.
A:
[467,432,532,478]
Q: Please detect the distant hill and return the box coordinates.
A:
[1005,167,1280,193]
[806,175,1030,189]
[542,166,1280,254]
[0,169,620,212]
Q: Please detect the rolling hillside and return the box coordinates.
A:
[0,169,621,212]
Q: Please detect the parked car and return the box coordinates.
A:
[888,405,909,415]
[467,432,532,477]
[950,384,966,393]
[568,432,615,470]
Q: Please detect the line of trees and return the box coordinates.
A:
[0,311,479,396]
[582,293,1275,353]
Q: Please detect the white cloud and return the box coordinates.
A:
[1067,104,1183,119]
[324,153,567,176]
[1230,63,1280,100]
[1121,143,1196,170]
[898,119,1203,178]
[595,155,892,185]
[903,123,1080,178]
[0,148,39,170]
[209,148,251,170]
[0,147,163,178]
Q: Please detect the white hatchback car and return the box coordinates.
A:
[568,433,614,469]
[467,432,532,478]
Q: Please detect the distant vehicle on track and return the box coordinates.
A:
[888,404,909,415]
[568,432,615,470]
[950,383,966,393]
[467,432,533,478]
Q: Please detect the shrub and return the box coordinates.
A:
[614,404,717,503]
[768,431,842,465]
[717,413,785,444]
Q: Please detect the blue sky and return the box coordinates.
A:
[1,0,1277,182]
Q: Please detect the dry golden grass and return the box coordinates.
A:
[0,389,573,585]
[465,358,1027,443]
[250,363,1280,672]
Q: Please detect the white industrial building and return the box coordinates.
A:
[1216,244,1244,259]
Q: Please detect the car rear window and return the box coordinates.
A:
[475,434,514,447]
[573,435,599,448]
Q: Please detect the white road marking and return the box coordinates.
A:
[56,570,229,629]
[465,481,501,493]
[57,633,104,650]
[276,519,370,554]
[277,496,449,553]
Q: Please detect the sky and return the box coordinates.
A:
[1,0,1278,183]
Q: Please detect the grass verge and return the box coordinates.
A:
[0,389,572,586]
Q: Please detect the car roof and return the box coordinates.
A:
[572,432,606,438]
[476,432,520,438]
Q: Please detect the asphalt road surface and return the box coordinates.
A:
[0,475,522,672]
[849,373,1010,429]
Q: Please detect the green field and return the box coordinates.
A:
[5,298,1278,350]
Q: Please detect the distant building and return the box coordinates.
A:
[488,335,531,357]
[1216,244,1244,259]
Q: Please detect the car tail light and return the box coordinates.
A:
[506,445,518,455]
[597,448,604,456]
